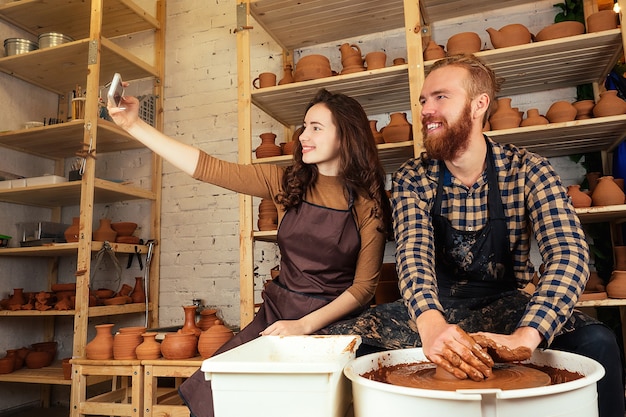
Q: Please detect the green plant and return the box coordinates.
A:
[553,0,585,23]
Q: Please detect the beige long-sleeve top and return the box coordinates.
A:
[193,151,386,305]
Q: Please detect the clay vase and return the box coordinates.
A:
[520,108,549,127]
[381,112,413,143]
[278,64,294,85]
[591,176,626,206]
[197,320,235,359]
[489,98,521,130]
[486,24,531,48]
[7,288,25,309]
[587,10,618,33]
[160,332,197,359]
[423,40,445,61]
[369,120,385,144]
[113,331,142,360]
[593,90,626,118]
[85,323,114,360]
[545,101,576,123]
[607,270,626,298]
[365,51,386,70]
[567,185,592,208]
[255,132,281,159]
[93,218,117,242]
[130,276,146,304]
[573,100,595,120]
[64,217,80,243]
[446,32,481,55]
[181,305,202,337]
[197,308,219,331]
[614,246,626,271]
[135,332,162,360]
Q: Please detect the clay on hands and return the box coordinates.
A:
[472,334,532,363]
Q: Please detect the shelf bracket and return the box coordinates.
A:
[88,40,99,65]
[234,2,253,33]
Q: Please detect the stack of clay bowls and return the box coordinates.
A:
[294,54,332,82]
[339,43,365,74]
[257,198,278,231]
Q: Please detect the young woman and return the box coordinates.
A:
[108,88,391,417]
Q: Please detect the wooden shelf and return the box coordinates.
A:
[576,204,626,224]
[0,303,150,317]
[488,114,626,158]
[0,119,146,159]
[252,64,411,127]
[420,0,544,24]
[0,362,71,385]
[0,0,160,40]
[0,241,150,257]
[0,178,155,208]
[0,38,158,95]
[577,298,626,308]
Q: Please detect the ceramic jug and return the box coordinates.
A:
[255,132,282,158]
[85,324,114,360]
[566,184,592,208]
[486,24,531,48]
[591,175,625,206]
[423,40,445,61]
[593,90,626,117]
[489,98,521,130]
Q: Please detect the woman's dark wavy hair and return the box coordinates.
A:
[276,88,392,236]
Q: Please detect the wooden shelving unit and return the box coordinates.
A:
[0,0,165,409]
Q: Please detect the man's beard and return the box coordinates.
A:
[422,103,473,161]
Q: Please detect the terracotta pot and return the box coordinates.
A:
[135,332,162,360]
[567,185,592,208]
[520,108,549,127]
[369,120,385,144]
[161,332,197,360]
[365,51,386,70]
[111,222,137,237]
[64,217,80,243]
[7,288,25,309]
[423,40,445,61]
[118,283,133,297]
[534,21,585,41]
[197,308,220,331]
[546,101,576,123]
[95,288,115,300]
[446,32,481,55]
[489,98,521,130]
[25,351,53,369]
[587,10,617,33]
[592,90,626,118]
[85,323,114,360]
[130,276,146,304]
[586,171,602,193]
[278,64,294,85]
[255,132,281,159]
[0,357,14,374]
[614,246,626,271]
[381,112,413,143]
[62,358,72,380]
[486,24,531,48]
[118,326,147,334]
[181,305,202,337]
[573,100,595,120]
[5,350,22,370]
[294,54,332,82]
[393,57,406,65]
[257,218,277,231]
[113,332,142,359]
[607,270,626,298]
[93,218,117,242]
[591,175,626,206]
[198,320,235,359]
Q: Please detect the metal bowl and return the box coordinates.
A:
[38,32,74,49]
[3,38,38,56]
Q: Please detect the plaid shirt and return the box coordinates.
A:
[392,137,589,345]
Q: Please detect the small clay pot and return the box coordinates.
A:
[586,10,617,33]
[369,120,385,144]
[85,323,114,360]
[381,112,413,143]
[591,175,626,206]
[198,320,235,359]
[135,332,162,360]
[607,270,626,298]
[25,351,53,369]
[520,108,548,127]
[64,217,80,243]
[255,132,282,159]
[489,98,521,130]
[113,332,143,359]
[0,357,14,374]
[160,332,197,360]
[111,222,138,237]
[423,40,445,61]
[486,24,532,48]
[62,358,72,380]
[573,100,595,120]
[197,309,220,331]
[593,90,626,118]
[93,218,117,242]
[365,51,386,70]
[566,185,592,208]
[545,101,576,123]
[294,54,332,82]
[446,32,481,55]
[534,21,585,41]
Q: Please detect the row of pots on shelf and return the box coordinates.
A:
[255,112,414,161]
[0,278,146,311]
[581,245,626,300]
[0,341,60,374]
[424,10,617,60]
[488,91,626,131]
[567,175,625,208]
[64,218,140,244]
[85,306,234,361]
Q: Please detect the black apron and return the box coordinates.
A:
[179,191,361,417]
[432,142,517,301]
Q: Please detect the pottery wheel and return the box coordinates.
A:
[386,362,551,391]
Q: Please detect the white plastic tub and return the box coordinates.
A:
[201,335,361,417]
[344,348,604,417]
[26,175,67,186]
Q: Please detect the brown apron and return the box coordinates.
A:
[179,192,361,417]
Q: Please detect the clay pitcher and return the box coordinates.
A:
[591,175,625,206]
[593,90,626,117]
[486,24,531,48]
[423,40,445,61]
[85,323,114,360]
[566,184,592,208]
[339,43,362,61]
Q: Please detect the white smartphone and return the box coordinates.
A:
[107,73,125,108]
